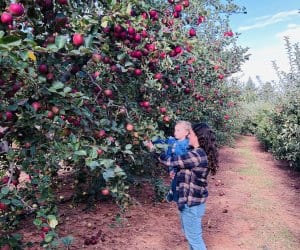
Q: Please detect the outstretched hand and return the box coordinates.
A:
[169,170,175,179]
[144,140,154,151]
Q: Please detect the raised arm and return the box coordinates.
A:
[159,148,208,170]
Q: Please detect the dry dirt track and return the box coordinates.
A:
[21,136,300,250]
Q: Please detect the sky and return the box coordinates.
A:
[228,0,300,84]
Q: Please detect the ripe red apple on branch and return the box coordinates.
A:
[101,188,110,196]
[0,202,7,211]
[159,107,167,114]
[8,3,25,16]
[31,102,41,111]
[1,12,13,24]
[126,123,134,131]
[72,33,84,46]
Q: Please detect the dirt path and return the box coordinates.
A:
[22,136,300,250]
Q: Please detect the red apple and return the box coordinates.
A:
[141,30,148,38]
[1,176,9,184]
[47,111,54,119]
[0,202,7,210]
[72,33,84,46]
[51,106,59,114]
[174,4,182,12]
[140,101,150,108]
[224,114,230,120]
[149,10,157,18]
[127,26,135,35]
[1,12,13,24]
[5,111,13,121]
[134,68,142,76]
[198,16,205,24]
[32,102,41,111]
[92,53,102,63]
[12,180,19,186]
[58,0,68,4]
[101,188,110,196]
[174,46,182,54]
[163,115,170,123]
[126,123,134,131]
[103,89,113,97]
[134,33,141,42]
[38,64,48,74]
[0,244,11,250]
[9,3,24,16]
[159,107,167,114]
[183,0,190,8]
[218,74,224,80]
[97,149,104,155]
[95,129,106,139]
[214,65,220,71]
[184,88,191,94]
[41,226,50,233]
[189,28,196,37]
[154,73,163,80]
[46,72,54,82]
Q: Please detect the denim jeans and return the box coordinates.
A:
[180,203,207,250]
[170,175,179,202]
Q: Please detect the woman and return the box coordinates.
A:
[158,122,219,250]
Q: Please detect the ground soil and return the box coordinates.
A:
[20,135,300,250]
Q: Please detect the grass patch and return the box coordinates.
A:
[256,225,298,250]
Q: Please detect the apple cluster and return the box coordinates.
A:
[0,3,24,26]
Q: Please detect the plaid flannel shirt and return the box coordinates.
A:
[159,148,209,210]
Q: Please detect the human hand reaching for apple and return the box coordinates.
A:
[144,140,154,151]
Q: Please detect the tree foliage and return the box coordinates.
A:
[0,0,247,247]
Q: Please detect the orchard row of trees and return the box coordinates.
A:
[0,0,249,248]
[238,37,299,170]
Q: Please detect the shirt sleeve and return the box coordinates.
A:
[159,149,207,170]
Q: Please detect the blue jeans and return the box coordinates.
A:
[180,203,207,250]
[171,174,179,202]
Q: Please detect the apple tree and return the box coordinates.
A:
[0,0,247,247]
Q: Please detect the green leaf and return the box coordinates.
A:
[48,81,64,92]
[45,234,54,243]
[7,104,18,111]
[90,147,98,159]
[33,218,43,226]
[63,87,72,93]
[115,166,126,176]
[101,16,111,28]
[126,3,132,15]
[84,35,93,48]
[0,35,22,46]
[61,236,74,246]
[117,53,126,61]
[125,61,134,67]
[47,44,59,52]
[55,35,68,49]
[86,160,100,170]
[125,144,132,150]
[0,31,4,38]
[47,215,58,228]
[100,159,115,168]
[103,168,115,181]
[74,150,87,156]
[1,187,9,195]
[11,199,23,207]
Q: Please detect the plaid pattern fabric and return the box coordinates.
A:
[159,148,209,210]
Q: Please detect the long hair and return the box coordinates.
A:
[192,123,219,175]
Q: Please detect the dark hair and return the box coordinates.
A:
[192,122,219,175]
